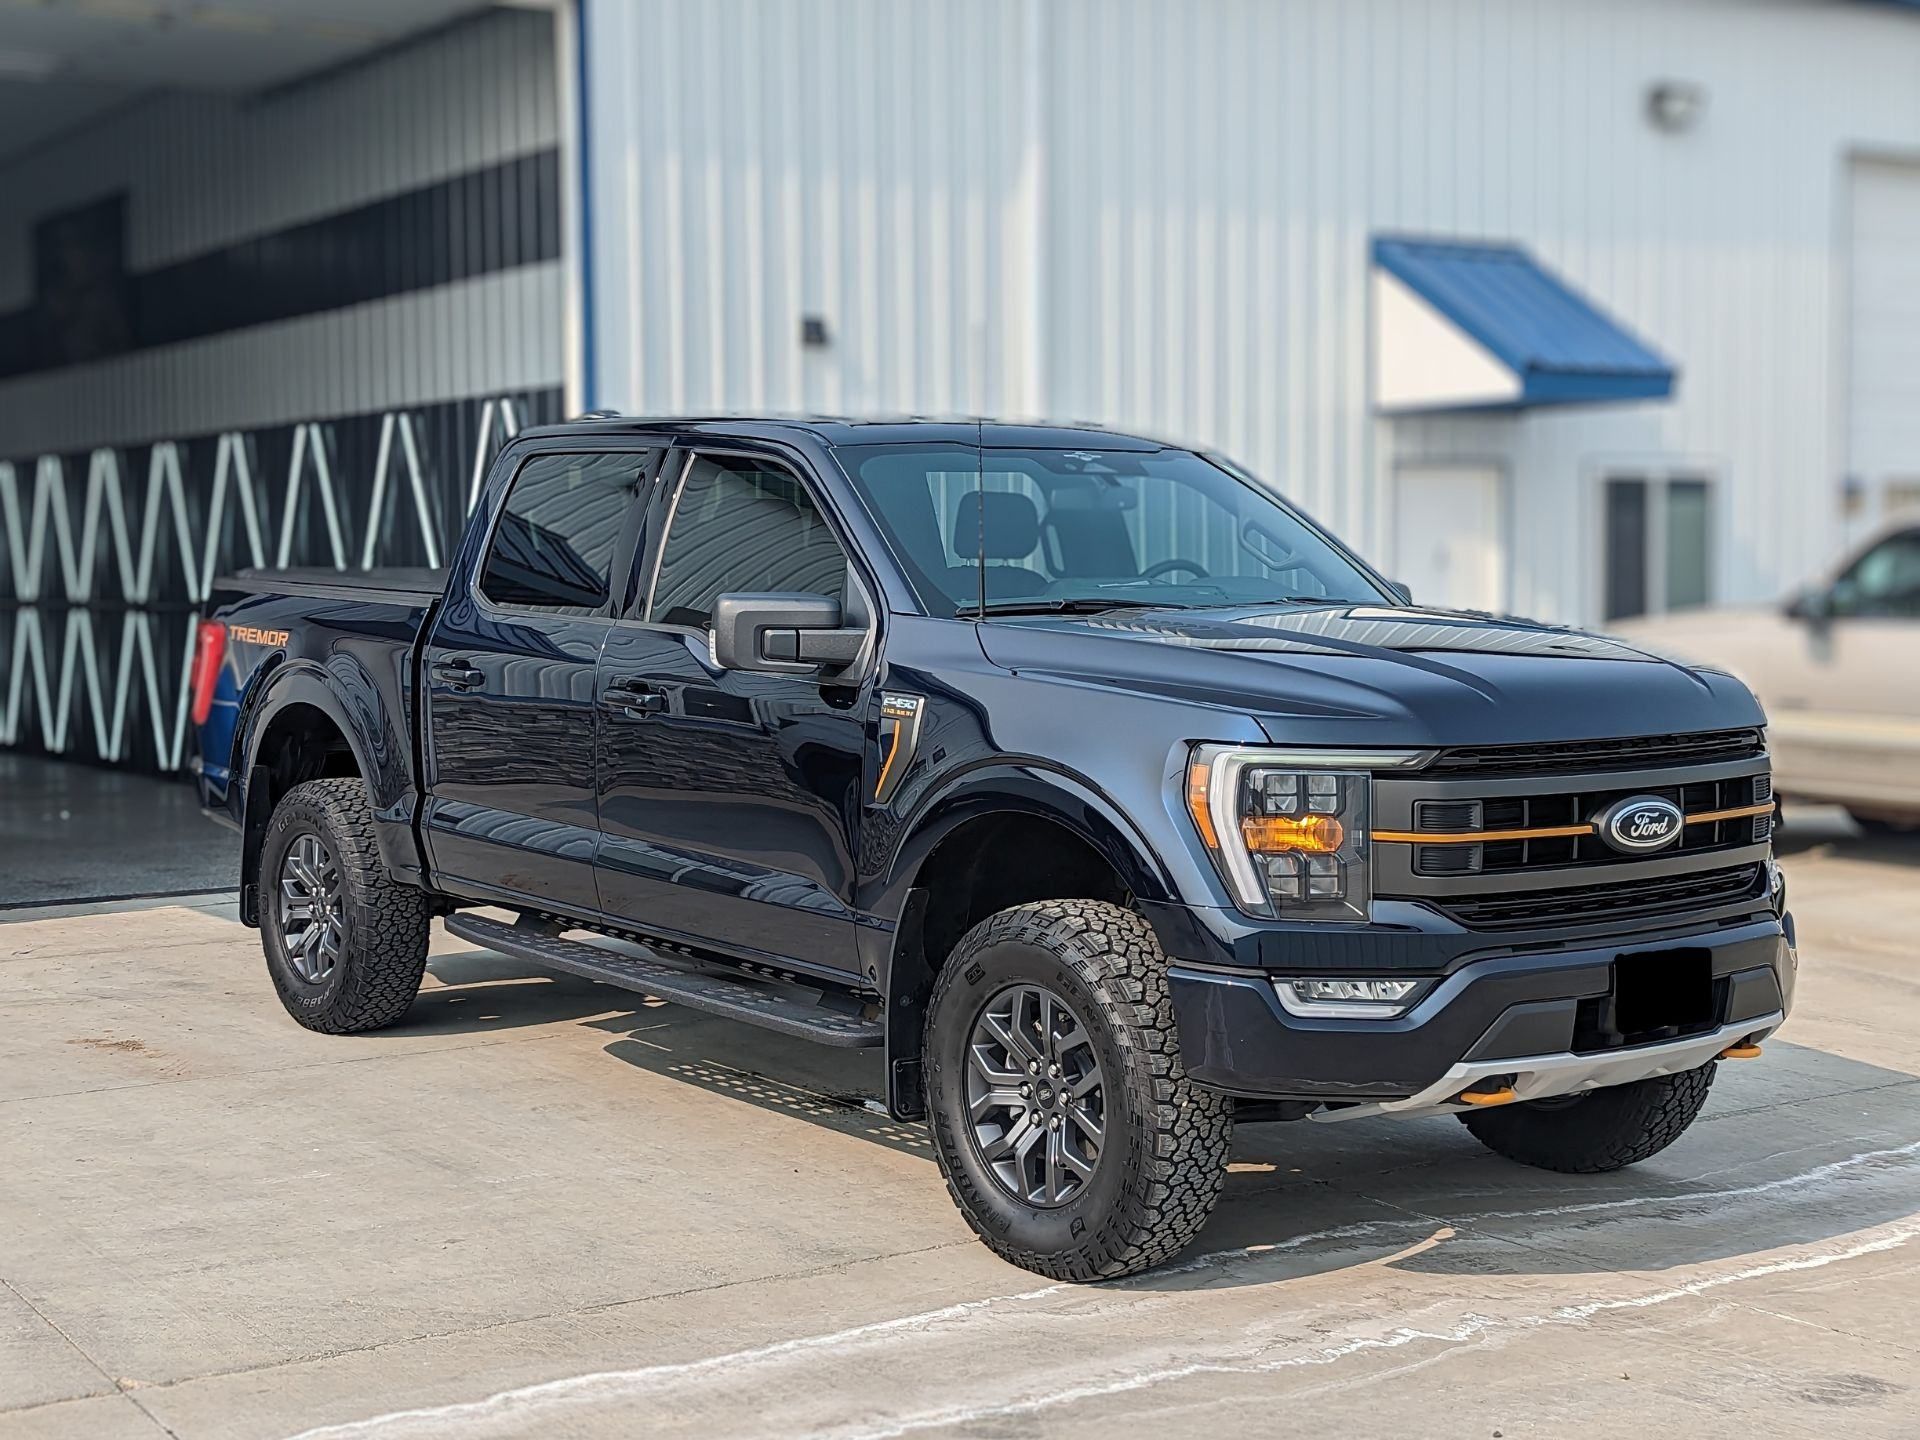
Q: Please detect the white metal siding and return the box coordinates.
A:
[1846,156,1920,532]
[0,6,562,459]
[583,0,1920,625]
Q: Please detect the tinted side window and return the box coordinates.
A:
[648,454,847,629]
[480,452,648,611]
[1835,530,1920,617]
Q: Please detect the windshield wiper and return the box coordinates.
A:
[954,597,1178,618]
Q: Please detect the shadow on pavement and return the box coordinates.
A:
[397,949,650,1035]
[385,919,1919,1294]
[587,1005,1918,1290]
[0,753,239,905]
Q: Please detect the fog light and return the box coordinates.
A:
[1275,976,1425,1018]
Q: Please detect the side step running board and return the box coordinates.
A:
[442,912,884,1048]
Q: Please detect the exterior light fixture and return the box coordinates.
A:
[1645,80,1706,134]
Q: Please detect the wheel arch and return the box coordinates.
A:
[237,667,413,924]
[876,765,1181,1119]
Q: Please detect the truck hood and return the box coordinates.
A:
[973,603,1765,748]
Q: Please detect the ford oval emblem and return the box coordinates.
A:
[1597,795,1685,853]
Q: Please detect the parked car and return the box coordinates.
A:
[1612,522,1920,832]
[191,418,1793,1280]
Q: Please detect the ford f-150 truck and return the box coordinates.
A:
[192,417,1793,1281]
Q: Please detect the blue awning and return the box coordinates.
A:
[1371,235,1675,413]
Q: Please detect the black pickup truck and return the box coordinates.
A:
[191,417,1793,1280]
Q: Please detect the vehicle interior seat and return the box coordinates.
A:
[949,490,1050,599]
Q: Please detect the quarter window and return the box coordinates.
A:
[648,454,848,629]
[480,451,650,612]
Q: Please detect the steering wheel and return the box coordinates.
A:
[1141,557,1210,583]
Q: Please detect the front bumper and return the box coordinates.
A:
[1168,912,1795,1107]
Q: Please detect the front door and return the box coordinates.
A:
[593,449,872,978]
[422,446,657,912]
[1392,462,1506,612]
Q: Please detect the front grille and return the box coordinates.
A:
[1410,773,1772,877]
[1426,728,1764,779]
[1435,863,1766,931]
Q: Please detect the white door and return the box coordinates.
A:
[1848,158,1920,534]
[1392,463,1506,613]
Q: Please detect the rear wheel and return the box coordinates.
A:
[1459,1063,1715,1173]
[923,900,1233,1281]
[260,777,431,1033]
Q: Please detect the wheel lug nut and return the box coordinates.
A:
[1049,1115,1061,1130]
[1028,1060,1040,1075]
[1019,1083,1030,1097]
[1048,1063,1061,1078]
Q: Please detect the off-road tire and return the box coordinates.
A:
[260,777,431,1034]
[922,899,1233,1281]
[1460,1062,1715,1173]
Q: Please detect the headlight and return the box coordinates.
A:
[1185,745,1427,922]
[1276,977,1426,1018]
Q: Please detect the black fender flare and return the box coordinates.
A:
[235,663,412,922]
[873,763,1178,1119]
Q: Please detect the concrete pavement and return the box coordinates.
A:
[2,809,1916,1439]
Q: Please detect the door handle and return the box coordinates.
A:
[602,679,667,717]
[431,659,484,690]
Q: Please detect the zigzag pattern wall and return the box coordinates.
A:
[1,395,544,772]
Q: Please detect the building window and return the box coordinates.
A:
[1602,473,1713,622]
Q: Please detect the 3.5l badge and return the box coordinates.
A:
[875,692,926,805]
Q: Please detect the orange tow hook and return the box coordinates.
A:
[1457,1084,1518,1107]
[1718,1041,1763,1060]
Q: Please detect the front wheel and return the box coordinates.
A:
[923,900,1233,1281]
[260,777,431,1034]
[1459,1063,1715,1173]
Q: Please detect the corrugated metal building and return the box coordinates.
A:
[5,0,1920,772]
[580,0,1920,627]
[0,5,569,769]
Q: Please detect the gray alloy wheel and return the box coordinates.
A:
[965,982,1108,1208]
[277,832,346,985]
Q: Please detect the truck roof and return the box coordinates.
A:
[514,415,1174,451]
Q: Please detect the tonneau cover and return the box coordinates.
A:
[215,567,447,605]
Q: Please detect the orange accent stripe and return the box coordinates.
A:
[874,721,905,800]
[1371,823,1594,845]
[1684,802,1775,825]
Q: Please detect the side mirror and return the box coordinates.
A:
[1386,580,1414,605]
[711,592,866,675]
[1784,586,1833,623]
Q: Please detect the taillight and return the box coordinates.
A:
[190,620,227,726]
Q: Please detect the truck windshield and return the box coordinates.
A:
[832,444,1392,616]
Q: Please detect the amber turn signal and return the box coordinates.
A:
[1240,813,1346,854]
[1186,761,1219,849]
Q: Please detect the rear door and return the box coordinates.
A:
[422,445,660,912]
[592,447,874,978]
